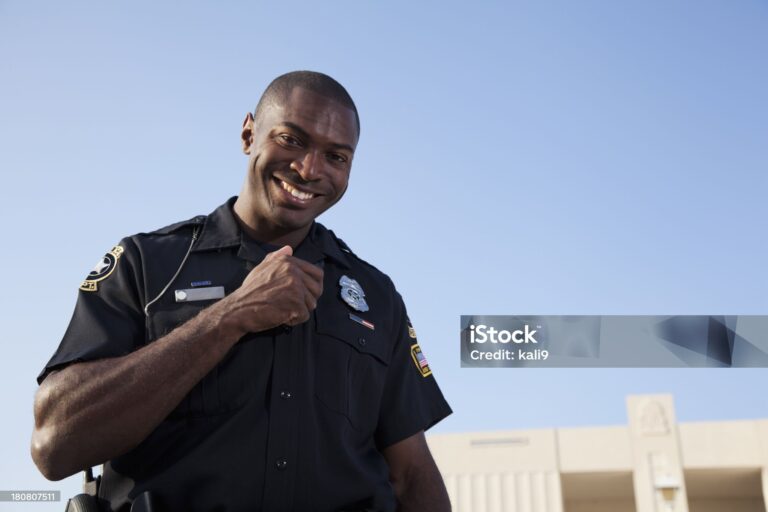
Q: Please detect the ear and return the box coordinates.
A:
[241,112,255,154]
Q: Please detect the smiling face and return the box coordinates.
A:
[234,87,358,246]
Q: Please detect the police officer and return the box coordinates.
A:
[32,71,452,512]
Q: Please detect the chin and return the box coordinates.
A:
[273,212,316,232]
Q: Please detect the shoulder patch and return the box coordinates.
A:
[410,343,432,377]
[80,245,124,292]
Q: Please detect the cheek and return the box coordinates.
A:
[249,156,274,185]
[330,174,350,200]
[247,154,259,177]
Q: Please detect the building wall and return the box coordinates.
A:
[687,499,764,512]
[564,499,636,512]
[680,420,766,468]
[557,426,633,472]
[444,472,563,512]
[427,395,768,512]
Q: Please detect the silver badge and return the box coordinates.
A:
[339,275,369,312]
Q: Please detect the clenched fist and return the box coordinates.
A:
[222,246,324,336]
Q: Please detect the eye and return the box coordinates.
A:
[327,152,348,164]
[277,134,303,147]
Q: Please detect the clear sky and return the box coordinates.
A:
[1,0,766,507]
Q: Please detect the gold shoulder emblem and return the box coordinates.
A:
[80,245,124,292]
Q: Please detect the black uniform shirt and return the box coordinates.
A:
[38,197,452,512]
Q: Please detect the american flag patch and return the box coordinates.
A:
[410,343,432,377]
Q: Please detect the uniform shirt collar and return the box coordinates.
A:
[192,196,351,269]
[192,197,241,252]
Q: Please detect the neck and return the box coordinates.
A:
[232,196,311,249]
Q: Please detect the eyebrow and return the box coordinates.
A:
[278,121,355,153]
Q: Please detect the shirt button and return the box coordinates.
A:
[276,459,288,470]
[280,390,292,399]
[358,337,367,346]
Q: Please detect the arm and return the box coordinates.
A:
[31,246,323,481]
[383,431,451,512]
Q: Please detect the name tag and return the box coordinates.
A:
[174,286,225,302]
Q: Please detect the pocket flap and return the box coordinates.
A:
[314,307,391,365]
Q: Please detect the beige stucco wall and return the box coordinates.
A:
[443,472,563,512]
[680,420,766,468]
[426,395,768,512]
[687,499,764,512]
[564,499,636,512]
[557,426,633,472]
[428,430,563,512]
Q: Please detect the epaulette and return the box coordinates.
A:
[327,229,383,274]
[145,215,206,236]
[329,230,355,255]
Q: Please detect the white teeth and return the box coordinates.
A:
[280,180,314,201]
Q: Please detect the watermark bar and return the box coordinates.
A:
[460,315,768,368]
[0,490,61,502]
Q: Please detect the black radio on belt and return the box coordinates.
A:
[64,469,158,512]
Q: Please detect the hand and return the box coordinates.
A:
[224,246,324,334]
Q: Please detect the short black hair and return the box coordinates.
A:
[253,70,360,137]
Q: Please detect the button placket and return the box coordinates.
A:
[260,323,302,510]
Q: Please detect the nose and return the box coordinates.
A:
[290,150,321,181]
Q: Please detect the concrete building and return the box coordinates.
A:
[427,394,768,512]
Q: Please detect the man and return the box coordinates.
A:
[32,71,452,511]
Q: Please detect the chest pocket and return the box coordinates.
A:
[313,306,392,435]
[148,299,257,418]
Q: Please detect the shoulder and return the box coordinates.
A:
[317,224,403,313]
[104,214,207,276]
[124,214,206,250]
[322,225,395,285]
[137,214,207,239]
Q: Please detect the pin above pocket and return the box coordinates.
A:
[349,313,375,330]
[175,286,225,302]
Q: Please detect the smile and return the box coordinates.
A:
[278,179,316,202]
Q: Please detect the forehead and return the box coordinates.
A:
[261,87,358,147]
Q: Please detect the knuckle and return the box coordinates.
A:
[287,309,309,325]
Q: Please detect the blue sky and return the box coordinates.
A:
[1,0,766,506]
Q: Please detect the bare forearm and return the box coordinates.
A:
[32,298,242,480]
[32,247,321,480]
[384,432,451,512]
[395,461,451,512]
